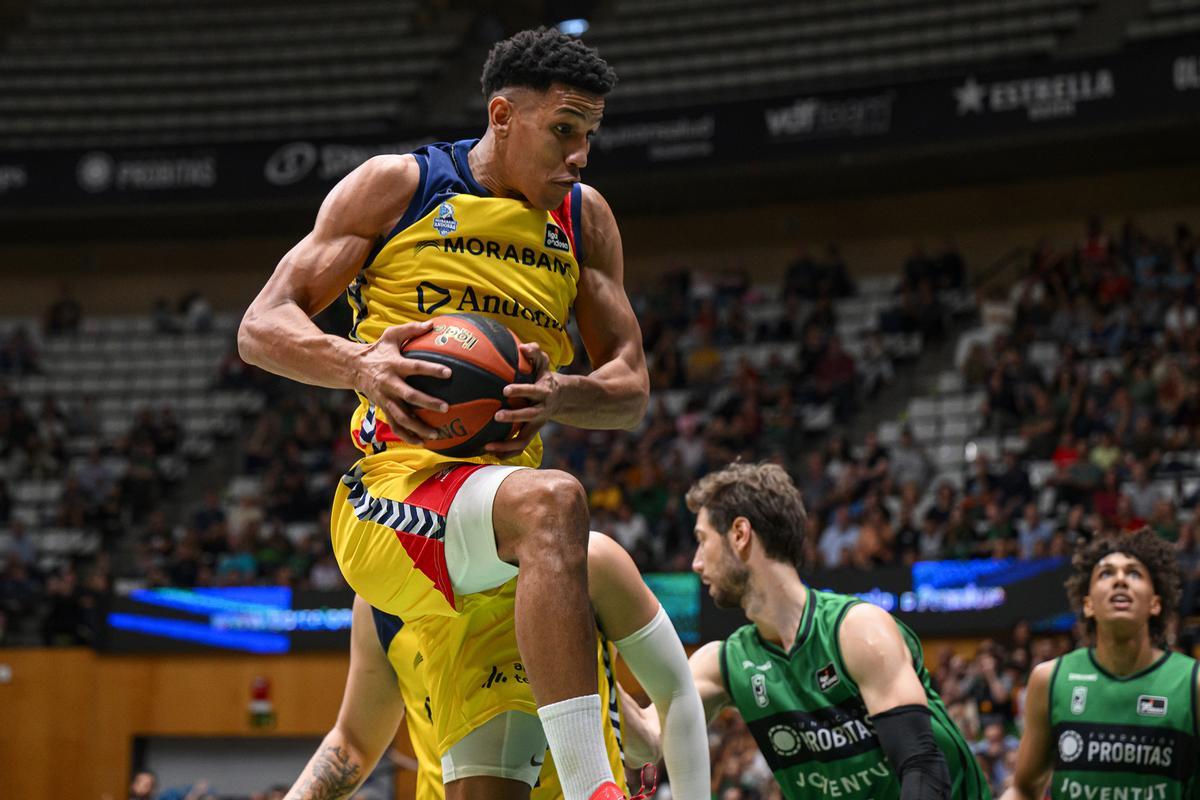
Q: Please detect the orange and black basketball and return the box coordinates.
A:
[402,313,536,457]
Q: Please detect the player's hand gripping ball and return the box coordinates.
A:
[401,313,535,457]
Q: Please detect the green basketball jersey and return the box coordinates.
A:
[719,589,989,799]
[1049,647,1199,800]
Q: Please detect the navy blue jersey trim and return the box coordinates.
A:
[370,605,404,661]
[451,138,490,197]
[571,183,585,263]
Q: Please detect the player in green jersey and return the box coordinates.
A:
[1002,528,1197,800]
[619,462,988,800]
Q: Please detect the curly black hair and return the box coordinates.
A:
[481,27,616,98]
[1064,527,1182,647]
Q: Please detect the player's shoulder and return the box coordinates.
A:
[692,638,727,683]
[321,154,420,235]
[1167,646,1199,667]
[722,622,761,652]
[1027,656,1060,694]
[350,154,420,192]
[577,183,614,222]
[837,593,899,639]
[577,183,618,235]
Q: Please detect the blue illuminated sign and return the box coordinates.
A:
[105,587,352,654]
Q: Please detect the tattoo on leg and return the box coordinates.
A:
[285,744,363,800]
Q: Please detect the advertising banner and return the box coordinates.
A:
[4,38,1200,211]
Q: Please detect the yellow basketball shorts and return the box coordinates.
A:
[410,578,626,780]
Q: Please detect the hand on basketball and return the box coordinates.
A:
[487,342,560,455]
[356,320,453,445]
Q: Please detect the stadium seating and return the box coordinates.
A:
[0,311,260,574]
[1127,0,1200,40]
[0,0,464,147]
[586,0,1099,109]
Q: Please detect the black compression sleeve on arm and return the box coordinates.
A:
[870,704,952,800]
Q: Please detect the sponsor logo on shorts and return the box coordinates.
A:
[480,662,529,689]
[481,664,509,688]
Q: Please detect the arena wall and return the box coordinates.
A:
[0,648,419,799]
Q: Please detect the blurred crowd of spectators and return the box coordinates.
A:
[5,219,1200,797]
[0,289,291,645]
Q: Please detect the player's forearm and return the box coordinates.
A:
[239,301,364,390]
[658,693,711,799]
[284,731,371,800]
[552,359,648,429]
[618,692,664,766]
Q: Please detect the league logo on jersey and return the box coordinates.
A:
[433,201,458,235]
[545,222,571,253]
[751,672,769,708]
[1137,695,1168,717]
[1071,685,1088,715]
[815,662,840,692]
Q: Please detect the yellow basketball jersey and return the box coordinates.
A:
[347,139,583,482]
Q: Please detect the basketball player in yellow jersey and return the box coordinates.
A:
[242,30,649,800]
[285,534,709,799]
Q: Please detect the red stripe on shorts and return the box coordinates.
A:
[397,463,491,610]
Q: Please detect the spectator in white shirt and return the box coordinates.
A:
[818,505,860,569]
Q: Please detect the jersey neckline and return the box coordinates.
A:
[753,585,818,658]
[1086,646,1171,682]
[451,139,492,198]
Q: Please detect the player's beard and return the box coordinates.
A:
[711,550,750,609]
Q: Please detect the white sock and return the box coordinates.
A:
[537,694,617,800]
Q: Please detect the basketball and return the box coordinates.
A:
[402,313,535,457]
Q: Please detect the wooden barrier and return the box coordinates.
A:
[0,648,365,799]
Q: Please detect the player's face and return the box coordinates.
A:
[505,83,603,210]
[692,507,749,609]
[1083,551,1161,634]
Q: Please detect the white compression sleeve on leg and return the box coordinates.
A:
[614,606,711,800]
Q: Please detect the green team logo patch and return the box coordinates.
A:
[1137,695,1168,717]
[752,672,770,708]
[1071,685,1088,715]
